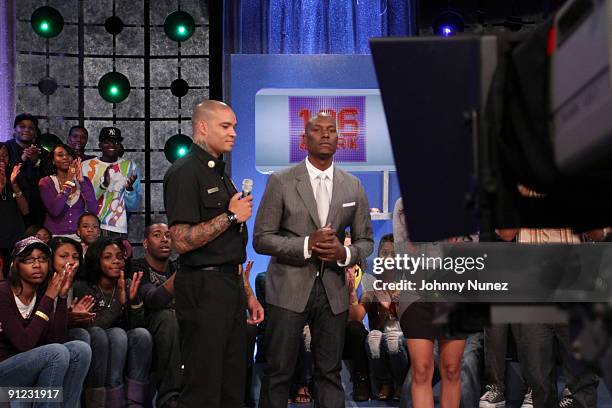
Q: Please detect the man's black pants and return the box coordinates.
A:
[175,265,246,408]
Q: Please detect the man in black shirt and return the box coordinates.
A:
[5,113,48,226]
[163,100,264,408]
[132,222,180,408]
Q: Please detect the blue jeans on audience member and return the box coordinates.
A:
[400,332,483,408]
[0,341,92,408]
[366,330,410,389]
[85,326,153,387]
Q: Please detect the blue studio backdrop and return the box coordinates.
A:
[229,54,401,276]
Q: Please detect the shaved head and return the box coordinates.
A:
[191,99,237,157]
[192,100,232,127]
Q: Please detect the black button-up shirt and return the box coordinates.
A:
[163,143,247,267]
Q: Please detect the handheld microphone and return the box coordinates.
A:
[240,179,253,232]
[241,178,253,198]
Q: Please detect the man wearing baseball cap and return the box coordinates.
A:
[82,127,141,237]
[4,113,49,226]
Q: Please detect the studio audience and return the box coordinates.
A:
[39,143,97,236]
[0,236,91,407]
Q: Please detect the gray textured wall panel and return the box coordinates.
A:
[150,89,178,118]
[115,89,145,118]
[150,58,177,87]
[15,53,46,84]
[49,25,78,54]
[150,151,171,180]
[150,182,165,212]
[84,88,113,117]
[115,121,145,149]
[49,55,79,86]
[49,88,78,117]
[182,27,209,55]
[84,26,113,54]
[15,86,44,113]
[16,21,45,52]
[116,27,144,55]
[48,0,78,23]
[116,0,144,25]
[150,28,177,56]
[181,58,209,87]
[150,121,181,147]
[116,58,144,87]
[83,0,112,24]
[83,57,112,86]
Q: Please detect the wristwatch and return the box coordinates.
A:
[226,211,238,225]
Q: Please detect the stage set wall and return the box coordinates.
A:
[12,0,209,253]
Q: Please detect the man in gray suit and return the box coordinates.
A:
[254,112,374,407]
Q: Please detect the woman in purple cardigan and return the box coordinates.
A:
[0,236,91,407]
[39,144,98,236]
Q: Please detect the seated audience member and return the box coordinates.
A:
[77,212,102,254]
[47,236,96,336]
[291,325,313,404]
[132,222,181,408]
[67,125,95,161]
[73,237,152,407]
[5,113,49,227]
[349,234,409,402]
[0,141,27,279]
[0,236,91,406]
[24,224,52,244]
[342,265,373,403]
[341,232,372,402]
[39,143,97,236]
[82,127,141,238]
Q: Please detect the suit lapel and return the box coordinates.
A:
[327,167,345,227]
[295,162,322,228]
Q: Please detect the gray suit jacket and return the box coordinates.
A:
[253,160,374,314]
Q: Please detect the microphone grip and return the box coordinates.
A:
[239,190,252,232]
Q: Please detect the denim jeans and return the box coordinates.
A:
[85,326,153,388]
[365,330,409,388]
[0,341,92,408]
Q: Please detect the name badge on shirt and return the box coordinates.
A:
[342,202,356,207]
[207,187,220,194]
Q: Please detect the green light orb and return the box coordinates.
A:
[98,72,130,103]
[164,134,193,163]
[31,7,64,38]
[164,11,195,42]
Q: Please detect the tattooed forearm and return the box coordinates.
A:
[243,274,254,297]
[170,214,230,254]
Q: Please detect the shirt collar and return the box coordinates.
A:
[305,157,334,182]
[191,143,226,174]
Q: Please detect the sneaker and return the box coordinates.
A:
[479,384,506,408]
[352,373,371,402]
[559,387,576,408]
[521,388,533,408]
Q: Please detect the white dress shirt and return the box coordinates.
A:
[303,157,351,266]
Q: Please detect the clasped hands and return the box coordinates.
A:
[308,224,346,263]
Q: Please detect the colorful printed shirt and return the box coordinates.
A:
[82,157,142,234]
